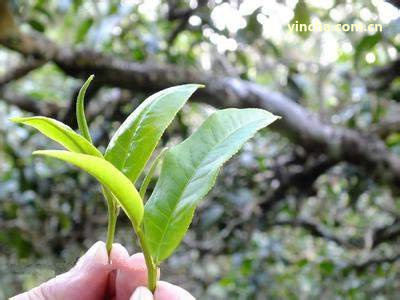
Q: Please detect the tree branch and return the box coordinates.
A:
[344,253,400,273]
[372,118,400,139]
[269,217,400,250]
[0,59,46,87]
[166,0,207,46]
[371,218,400,248]
[271,219,358,248]
[385,0,400,9]
[367,58,400,92]
[260,155,337,211]
[0,89,62,117]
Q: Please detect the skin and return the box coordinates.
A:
[11,241,194,300]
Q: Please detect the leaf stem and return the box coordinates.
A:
[102,186,119,256]
[102,183,157,291]
[136,227,158,293]
[139,147,168,199]
[106,203,118,256]
[101,160,158,291]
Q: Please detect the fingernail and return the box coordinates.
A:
[130,286,153,300]
[110,243,129,266]
[75,241,106,269]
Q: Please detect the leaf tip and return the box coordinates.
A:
[9,117,23,123]
[184,83,205,89]
[32,150,46,156]
[33,150,58,157]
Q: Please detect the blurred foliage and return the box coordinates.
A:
[1,0,400,299]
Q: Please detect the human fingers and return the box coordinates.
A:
[11,241,111,300]
[110,246,149,300]
[110,246,192,300]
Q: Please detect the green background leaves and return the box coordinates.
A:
[291,0,311,39]
[144,108,279,263]
[354,32,382,69]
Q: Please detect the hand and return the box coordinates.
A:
[11,241,194,300]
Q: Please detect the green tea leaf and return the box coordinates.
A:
[11,116,102,157]
[33,150,143,227]
[144,108,279,263]
[76,75,94,143]
[105,84,202,183]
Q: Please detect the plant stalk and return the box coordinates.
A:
[106,201,118,255]
[103,186,118,256]
[103,187,157,291]
[139,147,168,200]
[136,227,158,292]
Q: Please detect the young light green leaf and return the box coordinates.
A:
[11,116,102,157]
[33,150,143,227]
[76,75,94,143]
[144,108,280,263]
[105,84,202,183]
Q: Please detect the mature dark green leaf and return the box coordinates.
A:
[72,0,83,12]
[33,5,53,22]
[76,75,94,143]
[34,150,143,227]
[105,84,202,183]
[144,108,279,263]
[75,18,94,43]
[291,0,311,39]
[354,32,382,68]
[27,18,45,33]
[11,117,102,157]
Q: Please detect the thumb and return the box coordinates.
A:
[130,286,154,300]
[11,241,111,300]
